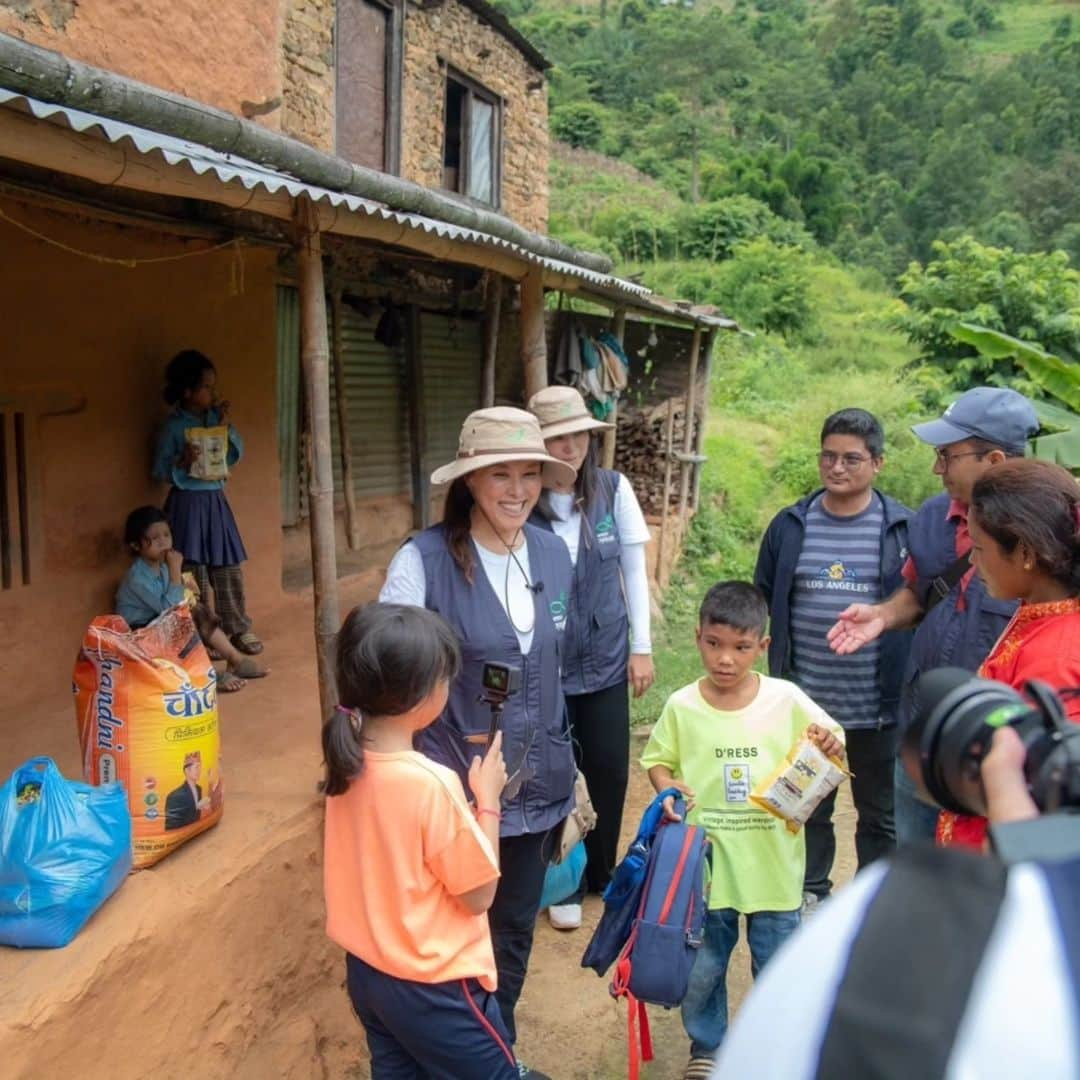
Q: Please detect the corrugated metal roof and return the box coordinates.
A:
[0,88,740,328]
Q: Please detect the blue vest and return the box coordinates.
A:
[411,523,576,838]
[531,469,629,696]
[901,494,1017,728]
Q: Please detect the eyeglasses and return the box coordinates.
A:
[819,451,873,470]
[934,449,987,467]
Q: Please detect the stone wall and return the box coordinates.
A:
[401,0,549,233]
[281,0,336,152]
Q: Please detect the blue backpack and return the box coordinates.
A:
[582,789,711,1079]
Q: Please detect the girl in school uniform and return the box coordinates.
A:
[153,349,264,657]
[322,603,515,1079]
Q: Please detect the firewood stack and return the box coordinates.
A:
[613,397,698,519]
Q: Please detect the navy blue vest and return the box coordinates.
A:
[411,523,576,837]
[531,469,630,696]
[902,493,1017,728]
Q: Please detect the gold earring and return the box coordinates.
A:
[1024,562,1033,571]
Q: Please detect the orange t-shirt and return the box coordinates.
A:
[324,750,500,990]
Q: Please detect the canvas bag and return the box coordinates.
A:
[551,768,597,864]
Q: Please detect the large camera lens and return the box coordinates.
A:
[904,668,1035,816]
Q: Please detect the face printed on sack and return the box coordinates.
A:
[544,431,591,476]
[466,461,543,534]
[695,621,768,692]
[135,521,173,564]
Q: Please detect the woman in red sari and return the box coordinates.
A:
[938,458,1080,849]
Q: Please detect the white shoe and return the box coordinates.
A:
[547,902,582,930]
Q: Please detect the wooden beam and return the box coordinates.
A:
[481,272,502,408]
[520,265,547,402]
[691,331,716,511]
[296,198,340,720]
[405,303,431,530]
[656,399,677,589]
[677,326,703,526]
[331,289,361,550]
[602,307,626,469]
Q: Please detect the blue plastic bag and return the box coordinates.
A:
[540,840,587,912]
[0,757,132,948]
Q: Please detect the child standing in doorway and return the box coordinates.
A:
[323,603,517,1079]
[641,581,845,1080]
[115,505,268,692]
[153,349,264,658]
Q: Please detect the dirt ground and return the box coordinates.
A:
[253,728,859,1080]
[0,580,857,1080]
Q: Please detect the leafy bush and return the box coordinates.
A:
[550,101,610,150]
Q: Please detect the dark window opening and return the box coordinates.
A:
[442,71,500,207]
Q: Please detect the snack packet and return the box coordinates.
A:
[750,735,850,834]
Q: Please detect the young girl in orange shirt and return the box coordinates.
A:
[322,603,516,1079]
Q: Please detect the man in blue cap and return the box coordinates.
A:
[826,387,1040,844]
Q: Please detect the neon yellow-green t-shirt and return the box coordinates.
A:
[640,674,844,914]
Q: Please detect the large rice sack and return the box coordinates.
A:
[73,606,223,868]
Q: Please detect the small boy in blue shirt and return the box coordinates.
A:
[116,506,269,692]
[641,581,844,1078]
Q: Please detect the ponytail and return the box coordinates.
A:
[321,706,364,797]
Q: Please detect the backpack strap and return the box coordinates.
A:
[924,551,971,615]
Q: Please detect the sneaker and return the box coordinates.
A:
[547,902,582,930]
[516,1062,552,1080]
[683,1055,715,1079]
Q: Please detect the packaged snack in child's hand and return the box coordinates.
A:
[185,425,230,481]
[750,735,850,834]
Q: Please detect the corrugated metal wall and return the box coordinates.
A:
[276,293,485,526]
[421,312,482,469]
[276,285,302,527]
[329,305,411,499]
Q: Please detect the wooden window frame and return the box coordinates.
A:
[334,0,404,175]
[441,65,502,209]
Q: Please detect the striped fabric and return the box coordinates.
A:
[789,496,884,728]
[713,847,1080,1079]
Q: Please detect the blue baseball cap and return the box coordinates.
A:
[911,387,1039,452]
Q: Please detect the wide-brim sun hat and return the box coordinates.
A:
[527,385,614,439]
[430,406,578,487]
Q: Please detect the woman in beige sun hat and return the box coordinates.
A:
[379,406,574,1078]
[526,385,656,933]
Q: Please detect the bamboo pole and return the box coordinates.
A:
[405,304,431,530]
[691,331,716,511]
[482,272,502,408]
[602,307,627,469]
[331,289,361,550]
[296,197,340,719]
[520,266,547,402]
[656,399,677,589]
[677,326,703,525]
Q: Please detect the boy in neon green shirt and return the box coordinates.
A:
[642,581,844,1079]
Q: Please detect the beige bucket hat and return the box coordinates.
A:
[527,385,614,439]
[430,406,578,487]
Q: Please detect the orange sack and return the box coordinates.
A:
[73,606,223,869]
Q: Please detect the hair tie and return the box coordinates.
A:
[336,704,363,737]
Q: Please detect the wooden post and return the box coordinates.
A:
[602,307,626,469]
[677,326,703,525]
[405,303,431,530]
[331,289,361,550]
[656,399,677,589]
[482,272,502,408]
[520,266,547,402]
[691,331,716,511]
[296,198,340,719]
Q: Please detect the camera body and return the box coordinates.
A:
[904,667,1080,818]
[481,661,522,702]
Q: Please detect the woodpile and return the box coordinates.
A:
[614,397,698,519]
